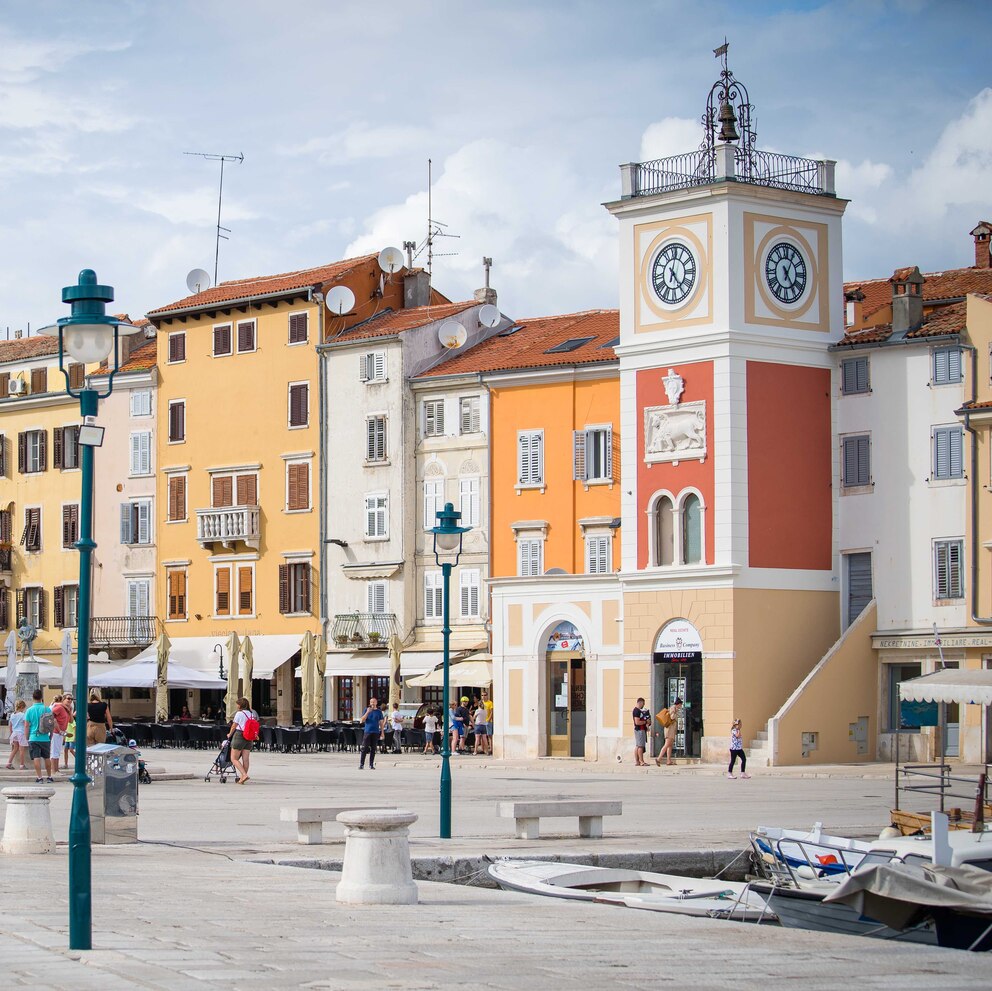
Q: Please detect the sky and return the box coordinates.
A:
[0,0,989,329]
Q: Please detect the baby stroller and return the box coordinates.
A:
[127,739,153,785]
[204,738,238,783]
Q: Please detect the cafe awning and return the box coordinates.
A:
[899,668,992,706]
[90,660,226,690]
[324,651,437,679]
[127,635,302,680]
[406,659,493,689]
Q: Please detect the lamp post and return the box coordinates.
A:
[429,502,471,838]
[39,270,142,951]
[214,643,226,680]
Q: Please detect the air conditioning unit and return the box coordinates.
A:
[8,379,26,396]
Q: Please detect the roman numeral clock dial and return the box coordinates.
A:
[764,241,808,305]
[651,242,697,306]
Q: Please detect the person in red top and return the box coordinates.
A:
[49,694,71,772]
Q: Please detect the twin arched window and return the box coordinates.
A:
[651,491,703,567]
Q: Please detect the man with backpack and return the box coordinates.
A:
[23,689,55,783]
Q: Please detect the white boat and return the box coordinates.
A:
[751,823,873,879]
[487,859,773,921]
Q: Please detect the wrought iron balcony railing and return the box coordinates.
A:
[330,612,398,650]
[623,147,834,199]
[90,615,161,649]
[195,505,261,550]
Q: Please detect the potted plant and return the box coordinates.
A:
[368,631,382,644]
[334,634,349,647]
[351,632,364,644]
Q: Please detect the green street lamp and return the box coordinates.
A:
[429,501,471,839]
[39,270,142,951]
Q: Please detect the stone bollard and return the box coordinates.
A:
[1,786,56,855]
[335,809,418,905]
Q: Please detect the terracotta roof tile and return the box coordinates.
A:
[845,266,992,321]
[111,338,157,373]
[147,254,378,317]
[417,309,619,378]
[836,325,893,347]
[960,399,992,409]
[0,335,59,366]
[905,299,966,338]
[331,301,478,343]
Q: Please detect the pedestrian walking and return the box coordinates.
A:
[422,708,438,754]
[389,701,404,754]
[728,718,750,778]
[473,699,490,755]
[49,693,71,773]
[482,688,494,739]
[24,689,55,782]
[632,697,650,766]
[86,690,113,747]
[358,696,385,769]
[654,698,683,766]
[453,697,470,753]
[5,699,28,770]
[228,697,259,785]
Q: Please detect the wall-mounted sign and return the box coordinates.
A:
[546,621,584,653]
[653,618,703,663]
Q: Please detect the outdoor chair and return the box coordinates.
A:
[299,726,316,752]
[315,726,335,751]
[281,726,302,752]
[173,724,190,747]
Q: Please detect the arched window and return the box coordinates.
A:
[654,496,674,566]
[682,493,702,565]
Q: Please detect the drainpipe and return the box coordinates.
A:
[961,344,992,624]
[479,372,494,651]
[313,289,329,641]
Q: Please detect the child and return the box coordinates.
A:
[64,715,76,769]
[728,718,750,779]
[5,700,28,770]
[422,707,438,755]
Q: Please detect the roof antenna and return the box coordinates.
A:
[183,150,245,285]
[408,158,459,290]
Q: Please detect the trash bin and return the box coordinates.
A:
[86,743,138,844]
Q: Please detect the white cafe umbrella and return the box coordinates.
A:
[224,631,241,720]
[61,629,74,693]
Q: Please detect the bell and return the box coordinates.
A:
[718,99,739,143]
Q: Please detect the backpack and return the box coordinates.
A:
[38,710,56,734]
[241,712,260,742]
[656,708,673,729]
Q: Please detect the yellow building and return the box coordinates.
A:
[145,254,412,721]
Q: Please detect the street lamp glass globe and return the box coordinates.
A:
[64,324,115,363]
[434,531,462,553]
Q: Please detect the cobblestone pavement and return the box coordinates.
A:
[1,745,987,989]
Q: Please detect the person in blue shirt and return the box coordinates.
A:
[358,697,384,770]
[23,688,54,783]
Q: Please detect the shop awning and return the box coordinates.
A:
[126,635,302,680]
[406,659,493,689]
[899,668,992,706]
[91,660,226,690]
[324,651,438,679]
[1,659,127,687]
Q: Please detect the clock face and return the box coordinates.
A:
[764,241,808,304]
[651,241,697,306]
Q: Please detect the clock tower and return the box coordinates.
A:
[605,49,848,762]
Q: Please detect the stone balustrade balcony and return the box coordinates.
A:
[195,505,261,550]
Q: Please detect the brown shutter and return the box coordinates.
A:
[216,567,230,615]
[15,588,25,624]
[236,473,257,506]
[53,426,63,470]
[0,433,5,477]
[0,510,10,544]
[238,566,252,615]
[278,564,289,614]
[288,462,308,511]
[72,426,81,468]
[17,432,25,473]
[176,569,186,617]
[168,477,177,520]
[169,333,186,363]
[0,588,8,629]
[237,321,255,352]
[54,585,65,628]
[68,363,85,390]
[38,430,47,471]
[289,313,307,344]
[0,372,9,398]
[213,324,231,355]
[289,383,308,427]
[212,475,233,508]
[37,588,46,628]
[302,563,312,615]
[62,505,72,548]
[31,368,46,394]
[177,476,186,519]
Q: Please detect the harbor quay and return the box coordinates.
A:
[1,749,988,989]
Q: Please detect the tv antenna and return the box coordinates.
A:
[408,158,459,285]
[183,150,244,285]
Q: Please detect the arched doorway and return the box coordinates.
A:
[652,619,703,759]
[545,621,586,757]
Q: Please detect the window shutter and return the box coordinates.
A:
[140,433,150,474]
[935,429,950,478]
[15,588,25,624]
[289,312,307,344]
[238,567,252,615]
[38,430,46,472]
[857,436,869,485]
[288,463,308,510]
[53,426,63,470]
[573,430,587,481]
[934,348,948,383]
[216,567,230,615]
[168,479,177,520]
[605,427,614,480]
[70,426,81,469]
[302,564,312,614]
[213,324,232,355]
[950,428,963,478]
[129,433,139,474]
[169,402,185,442]
[949,347,962,382]
[54,586,64,628]
[17,432,25,474]
[0,433,5,477]
[0,588,8,630]
[169,333,185,363]
[128,581,140,617]
[31,368,46,394]
[359,353,368,382]
[0,510,11,544]
[0,372,8,398]
[518,434,529,483]
[373,353,385,380]
[236,474,257,506]
[212,475,233,508]
[120,503,133,544]
[237,320,255,352]
[278,564,290,614]
[137,501,150,544]
[68,363,84,390]
[289,383,308,426]
[62,505,73,548]
[37,588,46,628]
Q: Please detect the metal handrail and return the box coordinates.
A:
[895,763,991,816]
[90,615,161,648]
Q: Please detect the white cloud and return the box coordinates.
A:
[85,183,259,227]
[834,159,893,224]
[639,117,703,163]
[0,30,130,85]
[282,123,432,164]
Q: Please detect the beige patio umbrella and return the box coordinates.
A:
[312,634,326,723]
[388,634,403,709]
[224,631,241,721]
[240,636,254,709]
[154,631,171,723]
[300,630,315,724]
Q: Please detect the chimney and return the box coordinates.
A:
[844,287,864,329]
[474,255,496,305]
[890,266,924,336]
[970,222,992,269]
[403,270,431,308]
[13,329,22,339]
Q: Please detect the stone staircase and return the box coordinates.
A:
[747,728,773,767]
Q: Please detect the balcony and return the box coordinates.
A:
[330,612,398,650]
[196,505,261,550]
[90,615,161,650]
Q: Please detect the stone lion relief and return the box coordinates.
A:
[643,400,706,465]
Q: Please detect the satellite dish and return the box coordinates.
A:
[478,304,500,328]
[186,268,211,294]
[545,568,567,576]
[439,320,467,350]
[325,285,356,316]
[378,246,405,274]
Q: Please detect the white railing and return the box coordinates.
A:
[195,505,261,549]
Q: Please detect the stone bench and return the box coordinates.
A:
[281,805,396,845]
[497,799,622,840]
